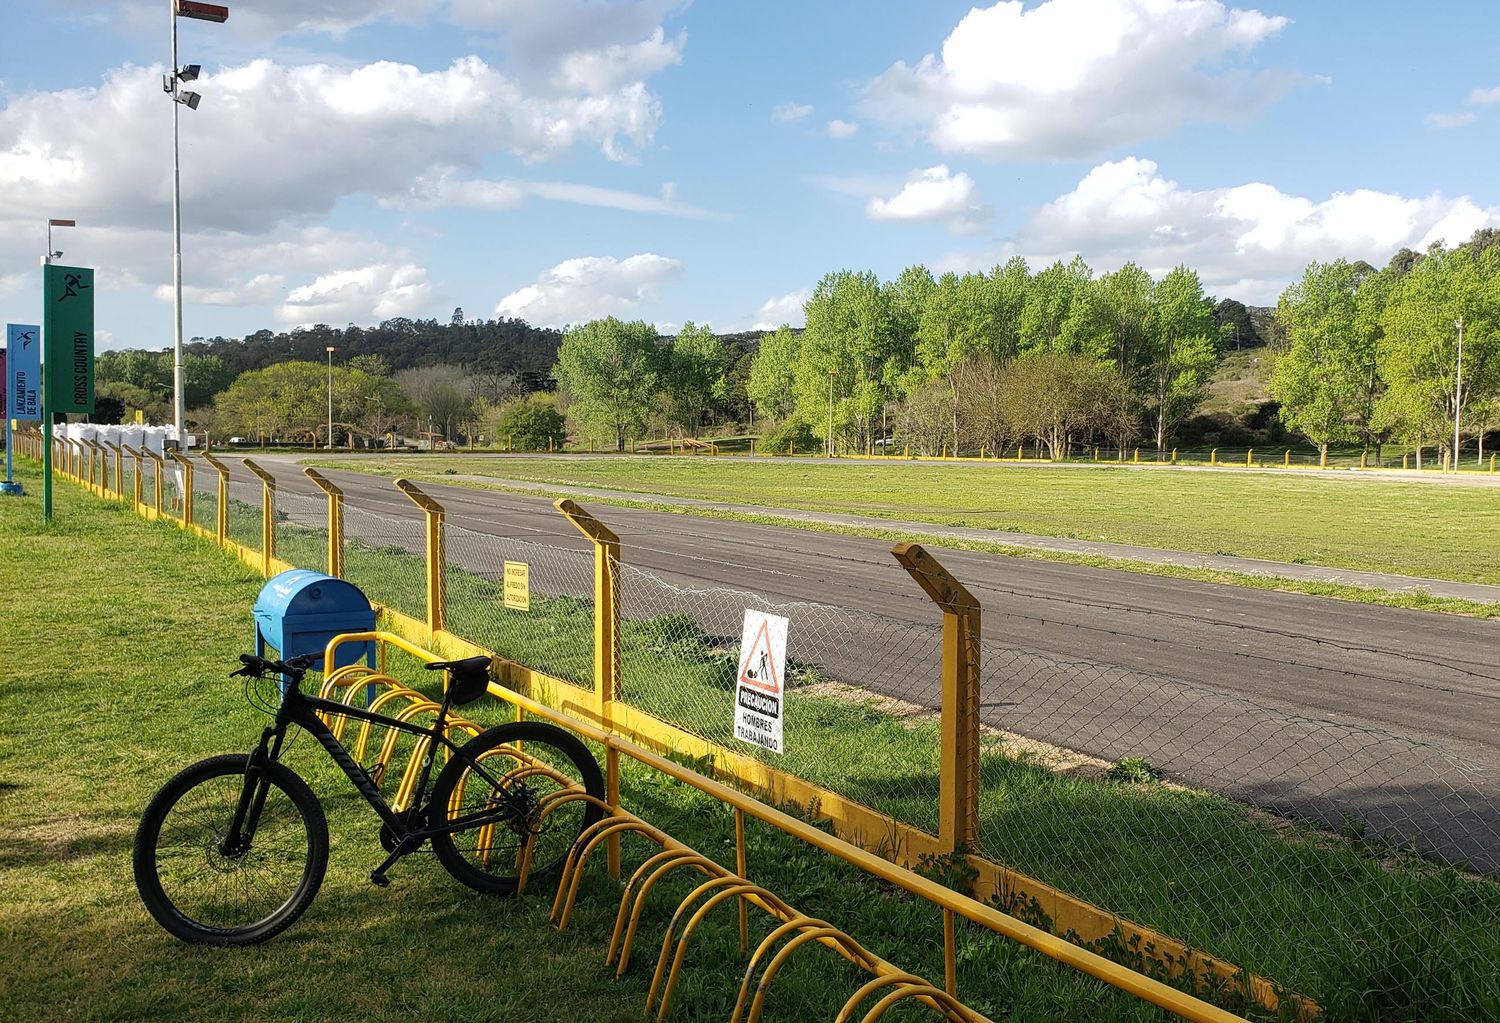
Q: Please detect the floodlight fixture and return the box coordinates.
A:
[176,91,201,111]
[178,64,201,82]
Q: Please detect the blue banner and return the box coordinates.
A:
[6,323,42,421]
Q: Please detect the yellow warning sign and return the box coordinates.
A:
[503,561,529,611]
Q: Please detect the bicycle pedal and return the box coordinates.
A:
[368,871,391,888]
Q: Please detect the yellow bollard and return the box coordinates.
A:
[942,444,947,459]
[1093,447,1098,461]
[1360,451,1368,469]
[1247,448,1254,467]
[980,445,986,461]
[1491,454,1496,473]
[1016,444,1023,461]
[1285,450,1291,466]
[1170,448,1177,465]
[1403,453,1409,470]
[1133,447,1139,464]
[1210,448,1218,466]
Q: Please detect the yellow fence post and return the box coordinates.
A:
[1491,453,1496,473]
[169,450,194,527]
[1360,451,1368,469]
[305,468,345,578]
[1171,448,1177,464]
[1285,450,1291,466]
[395,478,446,634]
[891,543,980,859]
[1132,447,1139,464]
[1210,448,1218,466]
[556,497,623,879]
[200,453,231,546]
[1246,448,1254,467]
[244,458,277,575]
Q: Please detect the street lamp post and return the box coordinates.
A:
[166,0,228,450]
[325,346,336,450]
[826,368,838,458]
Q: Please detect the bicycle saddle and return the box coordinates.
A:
[425,656,493,706]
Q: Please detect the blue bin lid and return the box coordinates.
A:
[252,569,372,622]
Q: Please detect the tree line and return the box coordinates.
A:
[1272,238,1500,465]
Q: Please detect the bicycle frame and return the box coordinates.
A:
[222,679,517,858]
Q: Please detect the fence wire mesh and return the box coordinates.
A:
[443,523,597,690]
[339,502,428,621]
[224,477,262,553]
[977,632,1500,1020]
[273,489,328,571]
[191,469,218,535]
[617,562,945,836]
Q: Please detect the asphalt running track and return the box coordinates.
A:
[207,455,1500,873]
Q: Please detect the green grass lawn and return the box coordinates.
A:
[311,455,1500,586]
[1,464,1202,1023]
[80,463,1500,1021]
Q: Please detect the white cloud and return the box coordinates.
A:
[0,56,665,242]
[555,27,685,93]
[387,169,719,218]
[1426,111,1477,129]
[859,0,1295,160]
[1004,156,1500,302]
[154,273,286,307]
[278,263,432,324]
[751,290,809,330]
[865,165,989,234]
[1468,85,1500,105]
[495,253,682,327]
[773,102,814,123]
[827,119,859,139]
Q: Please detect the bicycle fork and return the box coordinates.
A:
[221,725,286,857]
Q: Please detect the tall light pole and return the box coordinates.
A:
[166,0,228,449]
[1453,315,1465,473]
[326,346,336,450]
[44,218,74,265]
[826,368,838,458]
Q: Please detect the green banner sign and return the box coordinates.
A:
[43,264,94,415]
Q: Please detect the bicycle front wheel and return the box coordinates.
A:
[133,754,329,945]
[429,722,605,895]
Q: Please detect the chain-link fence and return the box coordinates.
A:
[273,488,328,571]
[339,502,428,621]
[443,523,597,690]
[191,466,218,535]
[616,561,946,836]
[976,633,1500,1021]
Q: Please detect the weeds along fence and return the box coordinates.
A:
[25,429,1500,1022]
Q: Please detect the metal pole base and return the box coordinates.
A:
[0,481,24,496]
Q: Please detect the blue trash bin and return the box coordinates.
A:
[252,569,375,672]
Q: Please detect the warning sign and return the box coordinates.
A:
[503,561,529,611]
[734,609,788,754]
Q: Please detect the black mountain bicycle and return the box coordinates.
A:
[133,652,604,946]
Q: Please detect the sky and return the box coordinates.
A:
[2,0,1499,352]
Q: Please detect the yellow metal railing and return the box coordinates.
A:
[27,447,1306,1023]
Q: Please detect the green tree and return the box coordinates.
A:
[795,271,898,452]
[490,393,567,451]
[1377,245,1500,464]
[667,322,726,435]
[747,326,801,423]
[1143,266,1221,453]
[1270,260,1372,462]
[554,317,664,451]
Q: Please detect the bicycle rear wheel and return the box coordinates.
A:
[133,754,329,945]
[428,722,605,895]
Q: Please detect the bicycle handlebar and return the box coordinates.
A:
[231,653,315,680]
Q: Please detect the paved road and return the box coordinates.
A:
[215,455,1500,871]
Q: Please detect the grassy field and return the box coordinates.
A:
[313,455,1500,586]
[204,471,1500,1020]
[1,464,1211,1023]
